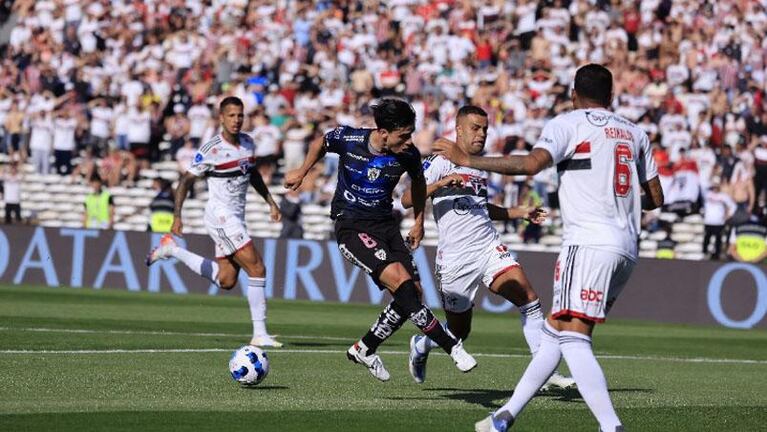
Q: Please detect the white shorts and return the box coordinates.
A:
[204,210,252,258]
[435,241,520,313]
[551,246,635,323]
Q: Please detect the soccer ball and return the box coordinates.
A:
[229,345,269,386]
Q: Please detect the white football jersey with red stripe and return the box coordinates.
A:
[188,133,256,218]
[534,108,658,259]
[422,155,500,267]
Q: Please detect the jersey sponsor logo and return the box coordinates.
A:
[580,289,604,302]
[343,190,379,207]
[347,152,370,162]
[585,111,609,127]
[343,134,366,143]
[452,196,485,215]
[367,167,381,181]
[343,164,364,174]
[351,184,384,194]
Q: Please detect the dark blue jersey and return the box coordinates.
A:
[325,126,422,221]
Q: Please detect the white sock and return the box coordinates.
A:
[496,321,562,418]
[173,247,219,285]
[560,331,622,431]
[417,322,449,353]
[518,299,544,355]
[248,277,268,337]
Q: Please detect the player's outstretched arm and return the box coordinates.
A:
[250,169,281,222]
[401,173,464,208]
[171,172,197,236]
[487,204,548,223]
[284,135,326,191]
[406,174,427,249]
[640,176,664,210]
[433,139,552,176]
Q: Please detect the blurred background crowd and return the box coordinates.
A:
[0,0,766,262]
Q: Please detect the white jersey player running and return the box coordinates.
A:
[435,65,664,432]
[401,106,573,390]
[146,96,284,348]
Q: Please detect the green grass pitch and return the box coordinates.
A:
[0,284,765,431]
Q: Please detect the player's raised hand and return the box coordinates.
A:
[283,169,305,191]
[171,217,184,237]
[524,207,548,224]
[269,202,282,222]
[406,222,424,250]
[432,138,469,166]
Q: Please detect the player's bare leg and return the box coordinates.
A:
[231,243,282,348]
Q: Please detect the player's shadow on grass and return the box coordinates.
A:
[423,388,513,409]
[424,387,653,408]
[240,385,290,390]
[283,341,346,348]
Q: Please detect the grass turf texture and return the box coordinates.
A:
[0,285,765,431]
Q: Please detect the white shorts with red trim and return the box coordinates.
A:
[551,246,635,323]
[435,241,520,313]
[204,208,252,258]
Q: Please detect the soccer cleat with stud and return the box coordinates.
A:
[346,342,390,382]
[475,411,514,432]
[449,339,477,373]
[249,335,284,348]
[145,234,177,266]
[541,371,577,391]
[408,335,429,384]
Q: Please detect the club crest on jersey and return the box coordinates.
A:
[367,167,381,181]
[239,159,250,174]
[374,249,387,260]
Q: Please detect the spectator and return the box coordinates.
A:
[52,109,77,175]
[83,176,114,229]
[28,110,54,175]
[279,189,304,239]
[126,100,152,169]
[148,178,174,233]
[655,224,677,259]
[702,180,736,260]
[753,136,767,213]
[728,210,767,263]
[0,163,22,224]
[187,101,211,147]
[87,98,113,156]
[164,104,191,156]
[3,100,26,163]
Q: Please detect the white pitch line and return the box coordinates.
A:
[0,347,765,365]
[0,326,351,342]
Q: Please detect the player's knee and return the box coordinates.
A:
[219,276,238,290]
[380,262,411,288]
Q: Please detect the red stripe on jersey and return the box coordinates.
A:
[574,141,591,154]
[214,157,256,170]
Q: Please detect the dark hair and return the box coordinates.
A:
[371,98,416,131]
[219,96,244,112]
[574,64,613,107]
[457,105,488,119]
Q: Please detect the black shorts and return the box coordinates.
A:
[334,218,420,287]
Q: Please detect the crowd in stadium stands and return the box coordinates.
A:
[0,0,766,260]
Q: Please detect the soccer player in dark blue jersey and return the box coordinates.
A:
[285,98,476,381]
